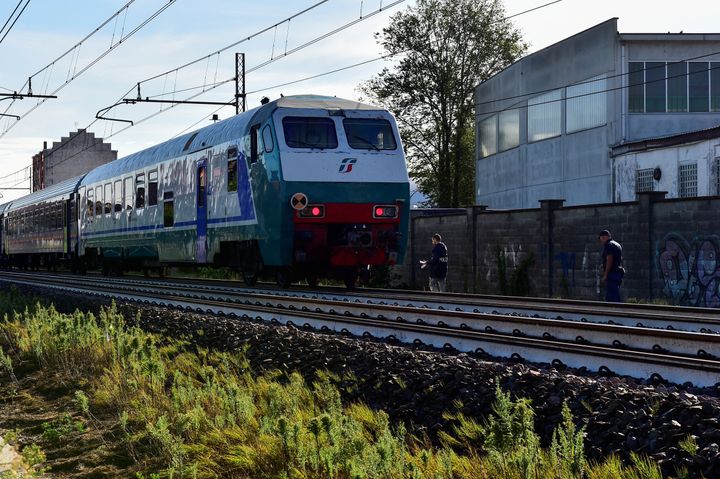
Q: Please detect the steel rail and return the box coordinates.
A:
[2,271,719,387]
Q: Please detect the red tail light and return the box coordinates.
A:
[298,204,325,218]
[372,205,397,218]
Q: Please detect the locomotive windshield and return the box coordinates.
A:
[343,118,397,150]
[282,117,338,149]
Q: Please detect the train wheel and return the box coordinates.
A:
[276,269,291,289]
[343,269,358,290]
[305,271,319,288]
[241,249,262,287]
[243,271,258,286]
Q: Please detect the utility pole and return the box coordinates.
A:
[236,53,246,114]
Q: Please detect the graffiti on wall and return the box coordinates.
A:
[657,233,720,307]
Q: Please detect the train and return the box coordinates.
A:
[0,95,410,288]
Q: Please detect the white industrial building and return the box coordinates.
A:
[474,18,720,208]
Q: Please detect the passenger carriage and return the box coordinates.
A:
[2,176,82,270]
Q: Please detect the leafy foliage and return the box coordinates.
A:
[361,0,526,207]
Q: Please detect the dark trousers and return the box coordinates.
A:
[605,279,621,302]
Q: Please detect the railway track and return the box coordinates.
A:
[1,270,719,387]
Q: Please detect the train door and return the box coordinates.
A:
[196,159,208,263]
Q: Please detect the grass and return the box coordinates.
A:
[0,287,672,478]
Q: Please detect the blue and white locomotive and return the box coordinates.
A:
[1,95,410,287]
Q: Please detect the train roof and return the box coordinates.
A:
[0,202,11,215]
[81,95,386,185]
[7,175,85,212]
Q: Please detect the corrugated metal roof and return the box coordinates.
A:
[7,175,84,211]
[82,95,381,185]
[611,123,720,157]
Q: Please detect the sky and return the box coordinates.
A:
[1,0,720,202]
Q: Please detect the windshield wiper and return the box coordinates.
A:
[351,135,381,151]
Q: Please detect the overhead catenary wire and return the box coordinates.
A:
[134,0,329,89]
[0,0,560,191]
[0,0,175,138]
[96,0,407,130]
[475,49,720,110]
[0,0,30,46]
[1,0,563,188]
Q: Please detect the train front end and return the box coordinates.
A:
[272,98,410,286]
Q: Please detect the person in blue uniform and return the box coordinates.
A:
[420,233,448,292]
[598,230,624,302]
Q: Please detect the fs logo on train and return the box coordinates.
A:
[339,158,357,173]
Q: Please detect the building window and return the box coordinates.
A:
[646,62,666,113]
[628,62,645,113]
[567,75,607,133]
[528,89,561,142]
[689,62,709,112]
[636,168,654,193]
[479,115,497,158]
[667,62,687,112]
[498,109,519,151]
[679,163,697,198]
[712,62,720,112]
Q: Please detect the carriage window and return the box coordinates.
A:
[343,118,397,150]
[282,117,338,149]
[148,170,158,206]
[87,189,94,217]
[262,125,274,153]
[136,173,145,209]
[95,186,103,216]
[124,177,133,210]
[114,180,122,213]
[227,159,238,192]
[163,191,174,227]
[104,183,112,214]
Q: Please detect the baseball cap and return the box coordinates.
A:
[598,230,611,238]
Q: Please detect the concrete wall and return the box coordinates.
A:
[400,193,720,307]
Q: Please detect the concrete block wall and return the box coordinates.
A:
[399,192,720,306]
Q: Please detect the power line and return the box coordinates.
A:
[476,49,720,109]
[0,0,30,45]
[0,0,176,138]
[0,0,558,190]
[97,0,407,129]
[135,0,330,89]
[475,59,720,116]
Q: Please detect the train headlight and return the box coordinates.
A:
[298,204,325,218]
[372,205,397,218]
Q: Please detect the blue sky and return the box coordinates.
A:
[1,0,720,202]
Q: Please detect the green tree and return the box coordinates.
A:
[362,0,526,207]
